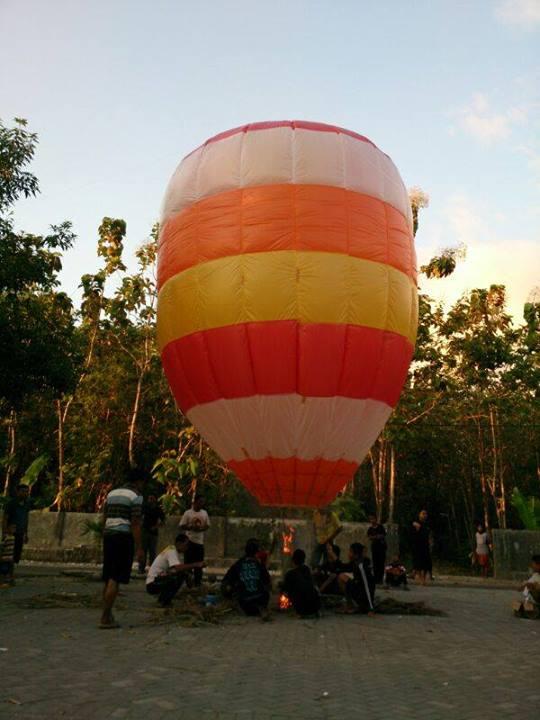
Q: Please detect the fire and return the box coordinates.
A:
[281,525,296,555]
[279,593,292,610]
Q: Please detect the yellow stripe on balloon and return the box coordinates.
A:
[157,250,417,350]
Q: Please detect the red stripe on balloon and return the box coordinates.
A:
[227,456,358,507]
[184,120,382,159]
[161,321,413,413]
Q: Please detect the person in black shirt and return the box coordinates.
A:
[282,549,321,617]
[411,510,432,585]
[2,484,31,573]
[367,515,387,584]
[139,495,165,573]
[314,543,344,595]
[222,540,272,619]
[337,543,375,614]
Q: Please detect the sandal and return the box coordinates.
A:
[99,620,121,629]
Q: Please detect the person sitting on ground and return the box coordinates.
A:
[222,540,272,619]
[281,549,321,617]
[337,542,376,615]
[247,536,270,567]
[513,554,540,618]
[314,543,345,595]
[384,557,409,589]
[146,533,205,607]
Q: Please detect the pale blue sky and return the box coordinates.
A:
[1,0,539,319]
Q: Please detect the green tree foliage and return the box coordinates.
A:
[0,118,79,409]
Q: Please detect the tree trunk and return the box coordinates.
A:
[128,367,145,469]
[388,445,396,523]
[475,418,490,529]
[3,410,17,496]
[495,408,507,529]
[56,399,64,509]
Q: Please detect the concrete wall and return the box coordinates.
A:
[5,510,398,567]
[492,529,540,580]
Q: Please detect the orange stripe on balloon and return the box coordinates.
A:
[162,321,413,413]
[158,184,415,289]
[227,457,358,507]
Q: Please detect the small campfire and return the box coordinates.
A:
[279,593,292,611]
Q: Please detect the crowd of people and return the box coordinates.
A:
[1,471,539,625]
[95,475,446,627]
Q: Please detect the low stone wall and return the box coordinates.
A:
[492,529,540,580]
[5,510,398,567]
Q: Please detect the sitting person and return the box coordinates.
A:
[513,554,540,618]
[384,557,409,589]
[314,543,345,595]
[281,549,321,617]
[146,533,205,607]
[222,540,271,618]
[0,522,16,588]
[337,543,376,615]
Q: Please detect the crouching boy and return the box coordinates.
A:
[384,557,409,589]
[146,533,205,607]
[513,554,540,619]
[338,543,376,615]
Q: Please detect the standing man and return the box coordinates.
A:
[179,494,210,587]
[411,509,432,586]
[2,484,31,580]
[100,468,144,628]
[139,494,165,574]
[367,514,387,584]
[312,506,342,568]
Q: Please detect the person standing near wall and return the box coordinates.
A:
[100,468,144,629]
[367,514,387,584]
[474,523,491,578]
[411,510,432,585]
[2,484,31,581]
[139,494,165,574]
[179,494,210,587]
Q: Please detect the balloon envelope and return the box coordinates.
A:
[158,121,417,507]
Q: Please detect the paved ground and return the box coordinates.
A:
[1,566,539,720]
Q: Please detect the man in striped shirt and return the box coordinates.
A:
[100,469,144,628]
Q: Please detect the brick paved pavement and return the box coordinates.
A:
[0,566,538,720]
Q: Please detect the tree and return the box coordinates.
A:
[0,118,79,494]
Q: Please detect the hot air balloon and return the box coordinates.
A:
[158,121,417,507]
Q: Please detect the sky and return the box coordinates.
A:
[1,0,539,321]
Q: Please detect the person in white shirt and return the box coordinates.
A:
[474,523,491,578]
[513,555,540,618]
[179,495,210,587]
[146,533,205,607]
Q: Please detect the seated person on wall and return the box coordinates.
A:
[384,557,409,590]
[513,554,540,618]
[337,543,376,615]
[222,540,272,619]
[281,549,321,617]
[146,533,205,608]
[313,543,345,595]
